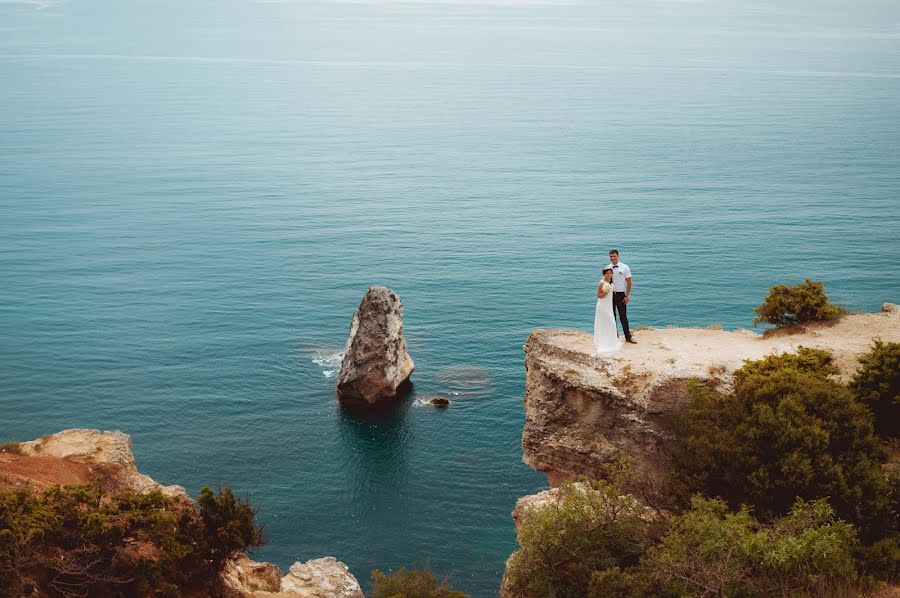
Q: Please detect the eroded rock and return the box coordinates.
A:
[221,554,283,596]
[281,557,364,598]
[15,429,187,499]
[222,555,362,598]
[337,286,415,405]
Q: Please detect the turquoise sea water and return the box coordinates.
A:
[2,0,900,595]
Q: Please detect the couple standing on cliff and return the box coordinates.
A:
[593,249,636,354]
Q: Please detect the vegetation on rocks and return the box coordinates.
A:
[639,497,858,597]
[670,349,890,539]
[503,479,659,598]
[851,340,900,439]
[371,566,470,598]
[507,342,899,597]
[506,485,862,598]
[0,482,264,597]
[753,278,845,327]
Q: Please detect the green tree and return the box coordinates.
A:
[753,279,844,327]
[851,340,900,439]
[370,566,470,598]
[640,497,858,597]
[0,482,265,597]
[503,480,655,598]
[670,352,889,541]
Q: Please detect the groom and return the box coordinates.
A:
[606,249,636,344]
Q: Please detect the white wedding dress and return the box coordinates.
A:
[593,289,622,354]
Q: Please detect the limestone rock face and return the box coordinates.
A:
[280,557,364,598]
[221,554,283,596]
[337,286,414,405]
[522,307,900,488]
[16,429,187,499]
[222,555,362,598]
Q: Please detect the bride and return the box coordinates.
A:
[594,267,622,354]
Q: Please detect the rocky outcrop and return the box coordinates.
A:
[223,555,364,598]
[337,286,415,405]
[5,429,188,499]
[281,558,364,597]
[522,306,900,487]
[222,554,283,596]
[0,430,362,598]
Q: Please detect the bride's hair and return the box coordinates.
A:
[602,267,613,276]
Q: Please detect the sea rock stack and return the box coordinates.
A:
[336,286,415,405]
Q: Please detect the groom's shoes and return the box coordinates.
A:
[625,337,637,344]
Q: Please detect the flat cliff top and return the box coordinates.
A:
[521,304,900,486]
[529,304,900,389]
[0,429,187,499]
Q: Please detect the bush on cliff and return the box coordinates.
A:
[0,482,265,597]
[506,485,864,597]
[637,496,859,597]
[851,340,900,439]
[503,479,656,598]
[370,566,470,598]
[669,350,890,541]
[753,278,844,327]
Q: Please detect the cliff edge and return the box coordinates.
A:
[522,304,900,487]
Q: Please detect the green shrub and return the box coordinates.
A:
[370,566,470,598]
[197,485,266,570]
[503,480,655,598]
[669,353,889,541]
[851,340,900,439]
[639,497,859,597]
[753,279,844,327]
[733,346,837,383]
[0,482,265,597]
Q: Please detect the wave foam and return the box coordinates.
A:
[312,348,344,379]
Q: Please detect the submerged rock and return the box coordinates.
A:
[337,286,415,405]
[435,365,492,389]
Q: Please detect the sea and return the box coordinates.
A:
[2,0,899,595]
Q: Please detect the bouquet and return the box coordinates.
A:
[600,281,612,294]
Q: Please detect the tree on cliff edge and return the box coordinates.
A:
[670,349,891,542]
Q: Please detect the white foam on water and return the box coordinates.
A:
[312,348,344,379]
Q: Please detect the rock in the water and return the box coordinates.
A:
[281,557,364,598]
[427,396,451,407]
[337,286,414,405]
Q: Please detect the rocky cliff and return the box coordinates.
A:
[1,429,188,499]
[522,304,900,487]
[0,429,362,598]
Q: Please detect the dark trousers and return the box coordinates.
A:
[612,292,631,340]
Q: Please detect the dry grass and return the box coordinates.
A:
[707,362,727,376]
[0,441,23,455]
[706,323,723,330]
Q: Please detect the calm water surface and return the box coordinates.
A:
[2,0,900,595]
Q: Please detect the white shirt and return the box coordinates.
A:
[605,262,631,293]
